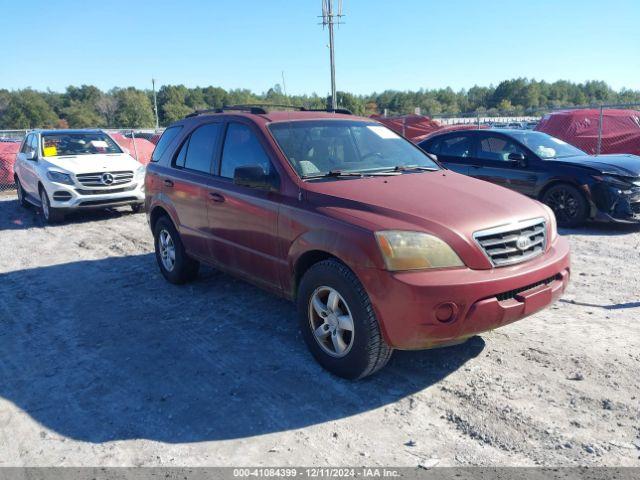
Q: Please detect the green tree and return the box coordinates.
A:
[112,88,155,128]
[0,89,59,129]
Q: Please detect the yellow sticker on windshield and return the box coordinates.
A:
[43,146,57,157]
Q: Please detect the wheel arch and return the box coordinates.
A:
[149,205,172,232]
[538,179,596,219]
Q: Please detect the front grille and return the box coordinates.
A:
[496,275,559,302]
[75,184,137,195]
[76,171,134,187]
[474,218,547,267]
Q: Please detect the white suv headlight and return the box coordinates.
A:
[136,164,146,178]
[375,231,464,271]
[46,170,74,185]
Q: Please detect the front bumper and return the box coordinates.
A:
[357,237,570,350]
[46,180,145,209]
[592,183,640,224]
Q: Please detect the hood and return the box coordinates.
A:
[303,171,550,269]
[44,153,141,174]
[550,154,640,177]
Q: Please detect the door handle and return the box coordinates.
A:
[163,179,174,187]
[209,192,225,203]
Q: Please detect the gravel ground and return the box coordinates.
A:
[0,194,639,467]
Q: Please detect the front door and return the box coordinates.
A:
[206,121,283,292]
[468,133,539,196]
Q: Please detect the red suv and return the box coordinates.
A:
[145,106,570,379]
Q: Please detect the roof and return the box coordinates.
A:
[180,107,369,125]
[31,129,105,135]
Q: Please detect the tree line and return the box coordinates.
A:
[1,78,639,130]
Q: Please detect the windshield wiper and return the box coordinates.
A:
[384,165,440,172]
[302,169,401,180]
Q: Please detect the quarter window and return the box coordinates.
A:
[220,123,272,179]
[151,126,182,163]
[478,136,525,161]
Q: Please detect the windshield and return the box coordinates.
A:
[508,131,585,159]
[268,120,440,177]
[41,132,123,157]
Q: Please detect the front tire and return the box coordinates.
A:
[131,203,144,214]
[297,259,393,380]
[153,216,200,284]
[39,187,64,224]
[541,184,588,227]
[15,177,28,208]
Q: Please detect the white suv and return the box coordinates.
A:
[14,129,146,223]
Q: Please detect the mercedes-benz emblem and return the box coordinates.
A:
[101,173,114,185]
[515,235,532,251]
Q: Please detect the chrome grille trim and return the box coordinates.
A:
[75,171,134,187]
[474,217,547,267]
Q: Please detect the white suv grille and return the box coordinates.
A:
[76,171,134,187]
[474,218,547,267]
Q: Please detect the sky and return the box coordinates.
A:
[1,0,639,95]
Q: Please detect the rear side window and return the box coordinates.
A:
[435,135,473,158]
[151,126,182,162]
[174,123,221,173]
[220,123,273,179]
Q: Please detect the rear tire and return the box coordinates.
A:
[153,216,200,284]
[541,184,588,227]
[39,187,64,224]
[297,259,393,380]
[15,177,28,208]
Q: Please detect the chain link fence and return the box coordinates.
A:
[0,128,163,194]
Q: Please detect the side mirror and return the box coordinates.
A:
[508,152,527,167]
[233,165,278,191]
[23,151,36,161]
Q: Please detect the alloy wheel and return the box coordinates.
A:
[40,190,50,220]
[308,286,355,358]
[546,188,578,222]
[158,229,176,272]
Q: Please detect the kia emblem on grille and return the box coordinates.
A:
[101,173,114,185]
[516,235,532,251]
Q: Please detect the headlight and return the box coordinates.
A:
[375,231,464,271]
[593,175,633,189]
[136,165,146,177]
[46,170,74,185]
[541,204,558,243]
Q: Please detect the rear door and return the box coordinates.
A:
[205,121,283,292]
[469,132,539,196]
[420,133,475,175]
[163,122,222,259]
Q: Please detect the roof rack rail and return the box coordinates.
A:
[184,104,353,118]
[300,107,353,115]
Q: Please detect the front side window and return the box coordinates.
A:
[477,135,525,161]
[174,123,220,173]
[21,134,34,154]
[220,123,273,179]
[268,120,439,177]
[151,126,182,163]
[40,132,122,157]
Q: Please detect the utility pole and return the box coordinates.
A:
[152,78,159,130]
[321,0,343,111]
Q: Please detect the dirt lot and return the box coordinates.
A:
[0,194,639,467]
